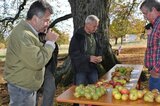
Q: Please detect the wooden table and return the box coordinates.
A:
[56,64,159,106]
[56,86,160,106]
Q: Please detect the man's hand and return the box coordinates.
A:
[96,56,102,63]
[150,70,160,78]
[90,56,102,64]
[45,28,59,42]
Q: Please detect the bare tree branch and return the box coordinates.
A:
[49,13,72,28]
[0,0,72,34]
[126,0,137,17]
[0,0,27,25]
[122,0,137,20]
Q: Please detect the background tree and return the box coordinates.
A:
[53,28,69,45]
[109,18,131,44]
[109,0,145,45]
[129,18,146,36]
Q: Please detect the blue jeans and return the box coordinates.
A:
[75,66,98,85]
[37,68,56,106]
[149,76,160,91]
[7,83,36,106]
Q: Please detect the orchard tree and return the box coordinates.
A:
[109,0,142,45]
[52,28,69,45]
[109,17,131,45]
[129,19,146,35]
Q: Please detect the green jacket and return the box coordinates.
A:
[4,20,54,91]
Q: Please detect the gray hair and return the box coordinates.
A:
[140,0,160,12]
[26,0,53,20]
[85,15,99,24]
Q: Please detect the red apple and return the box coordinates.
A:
[109,80,116,87]
[109,80,114,85]
[115,82,123,86]
[120,88,129,95]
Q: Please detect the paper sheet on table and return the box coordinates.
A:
[131,70,140,74]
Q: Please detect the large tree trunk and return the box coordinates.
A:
[57,0,120,86]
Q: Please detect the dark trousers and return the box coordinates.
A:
[36,68,56,106]
[73,65,98,106]
[75,66,98,85]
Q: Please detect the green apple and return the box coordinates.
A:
[96,90,102,97]
[151,89,159,97]
[121,94,129,101]
[92,93,99,100]
[79,89,85,96]
[75,85,83,92]
[114,92,121,100]
[115,85,123,91]
[155,94,160,103]
[112,88,119,96]
[151,88,159,93]
[84,88,90,93]
[144,95,154,102]
[130,88,138,94]
[142,88,149,94]
[129,92,138,100]
[121,79,127,84]
[84,93,92,100]
[143,92,154,102]
[137,90,144,99]
[74,92,81,98]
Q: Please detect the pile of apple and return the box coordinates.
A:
[96,79,112,88]
[96,78,127,89]
[95,66,134,89]
[108,79,127,88]
[74,84,106,100]
[112,85,160,103]
[111,66,133,83]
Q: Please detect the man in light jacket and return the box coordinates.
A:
[4,1,58,106]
